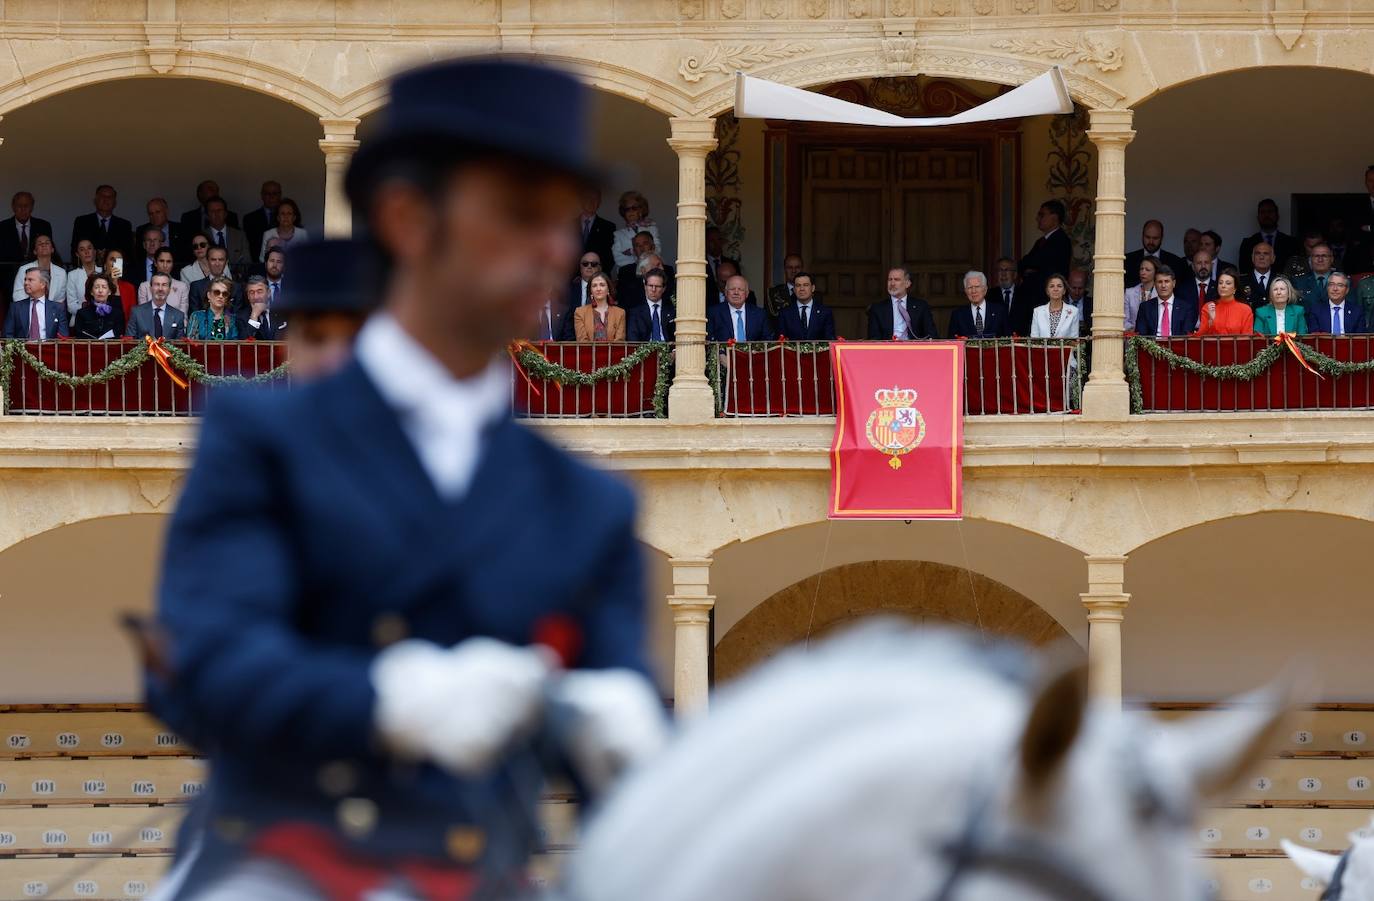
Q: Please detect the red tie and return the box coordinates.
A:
[1160,299,1171,337]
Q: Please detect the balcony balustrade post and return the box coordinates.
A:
[666,118,719,424]
[668,556,714,717]
[1082,109,1136,422]
[1080,554,1130,707]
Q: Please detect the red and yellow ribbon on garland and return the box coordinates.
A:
[144,337,190,389]
[1274,331,1322,378]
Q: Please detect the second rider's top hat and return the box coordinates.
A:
[345,57,600,207]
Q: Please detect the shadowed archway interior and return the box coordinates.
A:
[715,559,1075,684]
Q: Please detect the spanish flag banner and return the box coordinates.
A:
[829,342,964,520]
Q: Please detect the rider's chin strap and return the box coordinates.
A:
[1321,848,1352,901]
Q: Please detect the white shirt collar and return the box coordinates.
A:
[356,312,509,500]
[970,300,986,311]
[891,294,907,304]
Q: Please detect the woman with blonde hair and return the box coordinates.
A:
[574,272,626,341]
[610,190,661,273]
[1252,275,1307,336]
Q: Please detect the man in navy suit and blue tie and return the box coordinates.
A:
[626,268,675,342]
[148,58,666,899]
[776,272,836,341]
[1305,272,1366,334]
[707,275,774,342]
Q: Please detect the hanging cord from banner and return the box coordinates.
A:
[802,518,835,650]
[955,519,987,640]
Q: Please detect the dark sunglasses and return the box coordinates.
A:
[580,261,599,268]
[191,241,209,249]
[208,288,229,297]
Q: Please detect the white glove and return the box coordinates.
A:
[371,638,553,776]
[550,669,668,796]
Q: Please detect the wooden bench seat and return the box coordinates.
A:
[1196,806,1374,855]
[0,805,184,855]
[0,759,205,805]
[0,711,187,759]
[1203,856,1324,900]
[1218,757,1374,805]
[0,854,171,900]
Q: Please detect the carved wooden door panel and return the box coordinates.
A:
[802,145,985,338]
[801,148,891,340]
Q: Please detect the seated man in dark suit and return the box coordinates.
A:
[991,256,1036,337]
[1240,242,1279,309]
[1198,230,1235,281]
[1305,272,1366,334]
[128,226,165,289]
[617,251,675,312]
[1238,198,1300,275]
[0,191,54,287]
[179,179,239,236]
[567,251,602,310]
[237,275,287,340]
[1293,243,1339,309]
[1066,269,1093,336]
[577,187,616,277]
[137,197,185,264]
[777,271,835,341]
[626,268,676,342]
[533,288,575,341]
[948,269,1011,339]
[707,274,773,342]
[1123,219,1186,290]
[711,259,758,309]
[70,184,134,263]
[1175,250,1220,314]
[1134,266,1196,337]
[767,253,823,325]
[242,180,284,260]
[4,269,68,339]
[124,274,187,339]
[866,267,938,340]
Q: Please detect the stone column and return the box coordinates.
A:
[1081,109,1136,421]
[666,118,718,424]
[1080,554,1130,706]
[668,556,715,717]
[318,118,361,238]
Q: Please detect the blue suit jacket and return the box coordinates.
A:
[707,302,774,342]
[1134,295,1197,337]
[3,298,69,339]
[1305,300,1367,334]
[151,360,646,882]
[776,300,836,341]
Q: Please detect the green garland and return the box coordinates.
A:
[1125,335,1374,413]
[513,342,672,417]
[0,339,291,413]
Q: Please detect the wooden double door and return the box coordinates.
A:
[802,145,986,338]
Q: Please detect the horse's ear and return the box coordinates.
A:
[1282,839,1340,886]
[1161,668,1313,799]
[1019,662,1089,790]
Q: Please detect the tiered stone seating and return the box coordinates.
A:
[1168,705,1374,900]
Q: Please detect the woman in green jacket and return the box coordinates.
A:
[1252,275,1307,336]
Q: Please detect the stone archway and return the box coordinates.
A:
[715,559,1075,683]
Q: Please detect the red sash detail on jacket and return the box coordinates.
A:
[252,824,479,901]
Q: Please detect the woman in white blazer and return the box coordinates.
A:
[1030,274,1081,338]
[11,235,67,305]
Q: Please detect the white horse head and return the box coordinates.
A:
[568,622,1291,901]
[1284,819,1374,900]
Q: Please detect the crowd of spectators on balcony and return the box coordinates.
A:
[0,181,296,342]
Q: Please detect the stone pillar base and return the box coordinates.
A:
[1080,380,1130,421]
[667,381,715,424]
[1080,554,1130,707]
[668,556,714,717]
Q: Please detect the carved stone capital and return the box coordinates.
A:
[143,23,186,75]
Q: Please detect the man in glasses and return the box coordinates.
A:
[567,251,603,309]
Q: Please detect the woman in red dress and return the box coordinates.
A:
[1195,267,1255,335]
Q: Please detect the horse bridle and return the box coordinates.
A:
[928,723,1208,901]
[1321,848,1352,901]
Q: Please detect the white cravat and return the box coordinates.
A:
[356,313,509,501]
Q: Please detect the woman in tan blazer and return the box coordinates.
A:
[573,272,626,341]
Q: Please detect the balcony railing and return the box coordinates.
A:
[511,341,668,419]
[709,339,1083,417]
[1126,335,1374,413]
[4,339,289,416]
